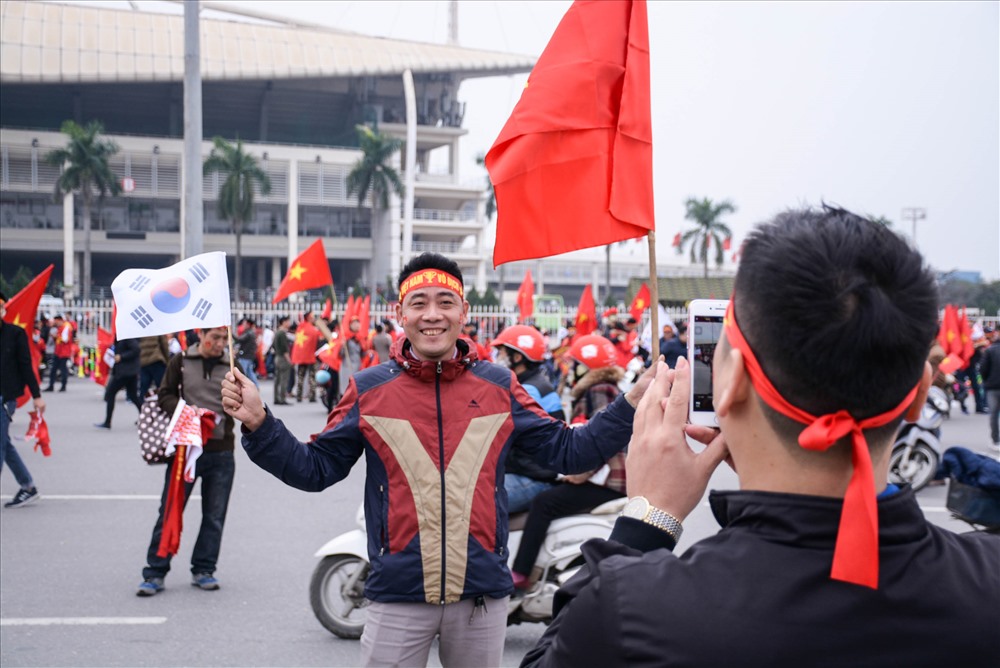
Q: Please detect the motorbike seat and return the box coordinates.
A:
[591,497,628,515]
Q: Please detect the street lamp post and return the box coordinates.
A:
[901,207,926,246]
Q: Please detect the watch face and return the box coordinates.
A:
[623,497,649,519]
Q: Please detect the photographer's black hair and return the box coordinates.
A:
[398,252,464,291]
[733,205,938,445]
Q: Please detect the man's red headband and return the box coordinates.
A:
[723,299,919,589]
[398,269,464,302]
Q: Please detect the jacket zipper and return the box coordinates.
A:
[379,483,386,556]
[436,360,446,604]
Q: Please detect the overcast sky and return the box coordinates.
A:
[59,1,1000,280]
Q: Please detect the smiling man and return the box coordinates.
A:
[221,252,656,667]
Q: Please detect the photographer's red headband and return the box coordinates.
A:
[723,299,919,589]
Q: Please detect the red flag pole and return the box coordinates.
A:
[648,231,659,360]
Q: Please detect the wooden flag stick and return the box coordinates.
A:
[228,325,236,376]
[648,231,660,361]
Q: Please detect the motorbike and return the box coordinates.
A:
[308,497,627,638]
[888,385,949,492]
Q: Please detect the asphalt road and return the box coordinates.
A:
[2,375,996,667]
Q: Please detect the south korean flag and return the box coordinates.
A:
[111,252,232,340]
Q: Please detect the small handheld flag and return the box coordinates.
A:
[111,252,231,340]
[272,239,334,304]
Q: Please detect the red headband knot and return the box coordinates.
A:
[723,299,919,589]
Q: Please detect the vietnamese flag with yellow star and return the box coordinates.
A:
[272,239,334,304]
[517,270,534,323]
[574,284,597,336]
[3,265,53,407]
[628,282,650,321]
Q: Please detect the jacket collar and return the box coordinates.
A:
[570,366,624,401]
[390,336,477,383]
[708,486,928,547]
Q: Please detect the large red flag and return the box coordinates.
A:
[959,306,974,365]
[486,0,654,266]
[517,270,534,323]
[340,295,356,340]
[93,326,113,387]
[937,305,963,359]
[93,303,117,388]
[628,282,651,321]
[272,239,334,304]
[574,285,597,336]
[3,265,53,407]
[359,295,371,339]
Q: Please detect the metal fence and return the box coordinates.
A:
[59,300,690,348]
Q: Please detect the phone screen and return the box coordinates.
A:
[691,315,724,413]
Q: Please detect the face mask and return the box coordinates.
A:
[494,351,511,369]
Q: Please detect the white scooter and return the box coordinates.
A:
[888,385,949,492]
[308,497,627,638]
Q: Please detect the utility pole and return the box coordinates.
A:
[901,207,926,247]
[182,0,204,260]
[448,1,459,45]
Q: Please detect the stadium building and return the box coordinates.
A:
[0,0,536,300]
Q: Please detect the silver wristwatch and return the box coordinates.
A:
[621,496,683,542]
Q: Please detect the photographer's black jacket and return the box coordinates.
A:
[522,487,999,668]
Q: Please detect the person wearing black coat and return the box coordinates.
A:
[95,336,142,429]
[980,329,1000,447]
[1,292,46,508]
[522,208,999,668]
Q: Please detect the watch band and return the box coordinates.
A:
[644,505,683,542]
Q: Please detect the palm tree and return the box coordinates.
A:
[476,152,500,295]
[203,137,271,301]
[475,152,496,221]
[678,197,736,277]
[46,120,121,300]
[347,125,404,294]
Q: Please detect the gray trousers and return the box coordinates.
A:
[360,596,509,667]
[274,358,292,404]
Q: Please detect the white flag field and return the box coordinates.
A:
[640,303,677,352]
[111,252,232,340]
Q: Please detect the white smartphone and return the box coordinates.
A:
[688,299,729,427]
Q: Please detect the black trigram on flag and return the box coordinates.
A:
[129,275,151,292]
[130,305,154,328]
[192,298,212,320]
[189,262,210,283]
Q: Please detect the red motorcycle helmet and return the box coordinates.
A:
[490,325,546,363]
[567,334,618,370]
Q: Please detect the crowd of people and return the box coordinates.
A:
[3,207,999,667]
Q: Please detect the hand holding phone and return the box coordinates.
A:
[687,299,729,427]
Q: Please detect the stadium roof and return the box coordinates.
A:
[0,0,536,84]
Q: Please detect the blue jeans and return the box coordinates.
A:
[48,357,68,390]
[140,361,167,397]
[237,357,259,387]
[142,450,235,579]
[1,398,34,489]
[505,473,556,514]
